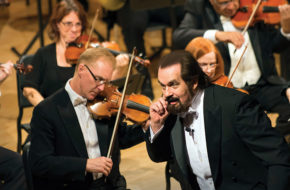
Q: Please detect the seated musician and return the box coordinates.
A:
[30,48,147,190]
[22,0,129,106]
[185,37,248,94]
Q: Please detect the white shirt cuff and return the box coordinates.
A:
[203,29,219,43]
[149,125,164,143]
[280,28,290,40]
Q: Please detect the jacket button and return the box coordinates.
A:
[231,161,237,166]
[232,177,237,183]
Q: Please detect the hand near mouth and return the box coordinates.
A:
[149,97,170,134]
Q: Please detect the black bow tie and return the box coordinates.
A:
[182,111,198,127]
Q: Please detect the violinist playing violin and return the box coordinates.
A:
[30,47,147,190]
[173,0,290,139]
[186,37,248,94]
[22,0,129,106]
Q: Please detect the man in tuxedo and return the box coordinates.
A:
[30,48,145,190]
[172,0,290,136]
[146,50,290,190]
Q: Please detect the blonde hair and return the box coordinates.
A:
[185,37,224,82]
[77,47,116,69]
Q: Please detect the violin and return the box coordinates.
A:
[213,75,248,94]
[232,0,288,29]
[0,62,33,74]
[87,83,151,124]
[65,35,150,67]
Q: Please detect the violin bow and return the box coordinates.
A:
[226,43,248,87]
[85,9,100,49]
[106,47,137,158]
[233,0,262,53]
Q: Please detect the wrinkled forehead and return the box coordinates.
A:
[158,64,182,84]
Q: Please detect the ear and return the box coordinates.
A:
[192,81,198,91]
[77,64,85,77]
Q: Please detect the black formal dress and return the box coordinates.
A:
[22,43,75,98]
[30,88,145,190]
[172,0,290,135]
[146,85,290,190]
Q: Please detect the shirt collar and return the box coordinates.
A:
[65,79,87,106]
[220,15,231,24]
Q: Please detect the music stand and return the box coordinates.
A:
[130,0,185,30]
[11,0,53,57]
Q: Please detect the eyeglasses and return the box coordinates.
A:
[84,65,109,85]
[61,21,82,29]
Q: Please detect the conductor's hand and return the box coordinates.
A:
[150,97,169,134]
[215,31,245,49]
[86,157,113,176]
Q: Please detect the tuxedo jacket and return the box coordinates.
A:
[172,0,290,81]
[30,88,145,190]
[146,85,290,190]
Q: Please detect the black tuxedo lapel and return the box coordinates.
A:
[204,87,222,185]
[248,29,264,74]
[56,89,88,158]
[171,116,189,179]
[94,119,110,156]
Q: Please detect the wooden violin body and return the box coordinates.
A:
[65,35,150,66]
[87,84,151,124]
[232,0,288,29]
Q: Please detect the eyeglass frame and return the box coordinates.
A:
[84,65,109,85]
[61,21,82,29]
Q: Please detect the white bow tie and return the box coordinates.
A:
[73,97,87,106]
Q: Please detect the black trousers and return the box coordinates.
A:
[0,146,28,190]
[244,78,290,136]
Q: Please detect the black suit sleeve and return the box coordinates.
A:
[234,94,290,190]
[30,104,87,182]
[173,0,211,49]
[145,116,176,162]
[117,122,145,149]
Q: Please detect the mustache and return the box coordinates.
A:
[165,96,179,103]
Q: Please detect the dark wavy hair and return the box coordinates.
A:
[158,50,210,89]
[48,0,87,41]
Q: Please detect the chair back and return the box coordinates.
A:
[16,54,34,153]
[17,55,34,109]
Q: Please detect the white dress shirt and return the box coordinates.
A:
[150,90,215,190]
[204,16,261,88]
[65,79,102,179]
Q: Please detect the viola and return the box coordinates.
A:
[232,0,288,29]
[87,83,151,124]
[65,35,150,67]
